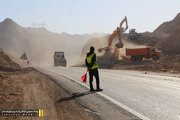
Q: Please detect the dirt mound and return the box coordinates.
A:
[0,48,21,71]
[153,13,180,38]
[131,13,180,56]
[101,54,180,73]
[157,29,180,55]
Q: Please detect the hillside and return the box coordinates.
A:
[143,13,180,56]
[153,13,180,38]
[157,29,180,55]
[0,18,105,66]
[0,48,21,72]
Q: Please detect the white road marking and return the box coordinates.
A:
[101,71,180,90]
[43,68,150,120]
[84,109,100,115]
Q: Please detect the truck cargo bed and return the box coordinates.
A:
[126,48,150,56]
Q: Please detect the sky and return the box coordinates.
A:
[0,0,180,34]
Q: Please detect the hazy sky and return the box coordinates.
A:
[0,0,180,34]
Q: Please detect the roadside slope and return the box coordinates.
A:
[0,49,95,120]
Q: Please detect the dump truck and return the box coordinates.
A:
[126,48,161,61]
[53,52,67,67]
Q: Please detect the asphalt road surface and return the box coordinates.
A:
[41,66,180,120]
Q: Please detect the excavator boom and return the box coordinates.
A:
[108,30,118,48]
[120,16,128,32]
[107,16,128,49]
[98,16,128,55]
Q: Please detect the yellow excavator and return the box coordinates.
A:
[98,16,128,58]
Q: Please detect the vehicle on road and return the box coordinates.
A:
[126,47,161,61]
[53,51,67,67]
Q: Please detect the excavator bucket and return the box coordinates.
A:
[115,42,123,48]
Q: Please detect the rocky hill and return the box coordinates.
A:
[153,13,180,38]
[157,29,180,55]
[145,13,180,56]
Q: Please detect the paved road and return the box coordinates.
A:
[42,66,180,120]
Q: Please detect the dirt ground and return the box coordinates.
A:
[0,67,95,120]
[97,55,180,74]
[0,49,95,120]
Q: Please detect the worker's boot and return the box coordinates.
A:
[90,83,95,92]
[90,88,95,92]
[96,87,103,92]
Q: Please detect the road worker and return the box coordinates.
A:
[85,46,103,92]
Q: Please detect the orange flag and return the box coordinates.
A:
[81,73,87,83]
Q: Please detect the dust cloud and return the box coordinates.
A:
[81,33,148,66]
[94,37,148,66]
[0,18,107,67]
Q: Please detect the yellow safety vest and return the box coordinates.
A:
[86,53,99,69]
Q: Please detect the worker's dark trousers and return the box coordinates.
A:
[89,68,100,90]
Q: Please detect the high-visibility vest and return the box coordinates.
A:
[86,53,99,69]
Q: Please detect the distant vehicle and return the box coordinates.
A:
[53,52,67,67]
[128,29,142,40]
[126,48,161,61]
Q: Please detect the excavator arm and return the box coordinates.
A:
[120,16,128,32]
[98,16,128,53]
[116,16,128,48]
[108,16,128,48]
[108,29,118,48]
